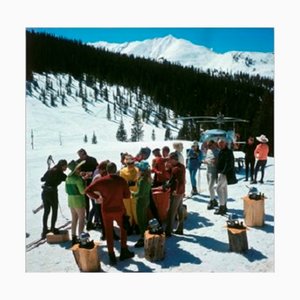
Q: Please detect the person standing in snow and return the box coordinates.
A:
[119,154,139,235]
[76,148,98,221]
[252,134,269,184]
[40,159,68,238]
[214,138,237,215]
[164,152,186,237]
[173,142,185,166]
[243,136,256,182]
[203,140,219,210]
[187,141,203,195]
[65,160,87,245]
[84,162,134,266]
[162,145,170,159]
[132,160,152,248]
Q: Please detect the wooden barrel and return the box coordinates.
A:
[152,189,170,222]
[71,242,101,272]
[46,230,70,244]
[243,196,265,227]
[144,230,165,261]
[227,227,248,253]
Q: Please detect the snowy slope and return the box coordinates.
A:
[90,35,274,78]
[25,73,274,272]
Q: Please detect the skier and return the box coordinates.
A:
[187,141,203,195]
[164,152,186,237]
[119,154,139,235]
[252,134,269,184]
[132,160,152,248]
[214,138,237,215]
[243,136,256,182]
[203,140,219,210]
[76,148,98,221]
[40,159,68,238]
[65,160,87,245]
[84,162,134,265]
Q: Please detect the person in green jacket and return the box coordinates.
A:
[65,160,86,245]
[132,160,152,248]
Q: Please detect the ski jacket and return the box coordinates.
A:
[119,166,139,194]
[41,167,67,189]
[187,148,202,170]
[84,174,130,213]
[65,174,86,208]
[132,177,151,207]
[243,143,256,160]
[166,162,186,195]
[216,147,237,185]
[151,156,170,183]
[76,155,98,184]
[254,143,269,160]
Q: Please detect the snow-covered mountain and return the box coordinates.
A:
[90,35,274,79]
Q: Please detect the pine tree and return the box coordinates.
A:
[116,119,128,142]
[131,109,144,142]
[107,103,111,120]
[83,134,88,143]
[91,131,97,144]
[164,127,172,140]
[151,129,156,141]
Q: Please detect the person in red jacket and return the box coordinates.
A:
[252,134,269,184]
[164,152,186,237]
[151,148,170,187]
[84,162,134,266]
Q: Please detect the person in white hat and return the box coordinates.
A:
[252,134,269,184]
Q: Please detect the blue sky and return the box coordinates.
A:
[29,27,274,53]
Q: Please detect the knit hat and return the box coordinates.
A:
[68,160,86,176]
[192,140,199,147]
[256,134,269,143]
[135,160,150,172]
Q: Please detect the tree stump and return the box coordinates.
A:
[71,242,101,272]
[243,196,265,227]
[144,230,165,262]
[46,230,70,244]
[227,227,248,253]
[152,189,170,222]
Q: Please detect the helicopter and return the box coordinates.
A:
[174,112,249,149]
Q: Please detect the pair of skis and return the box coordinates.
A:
[26,220,71,252]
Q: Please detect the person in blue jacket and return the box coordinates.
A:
[187,141,203,195]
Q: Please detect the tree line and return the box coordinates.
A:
[26,30,274,155]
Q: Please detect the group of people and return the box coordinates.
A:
[242,134,270,184]
[39,134,269,266]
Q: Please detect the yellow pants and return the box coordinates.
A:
[123,196,138,226]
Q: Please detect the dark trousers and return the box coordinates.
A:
[245,157,255,180]
[88,199,101,223]
[254,160,267,181]
[42,188,58,230]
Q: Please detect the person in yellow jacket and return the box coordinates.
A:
[119,155,139,235]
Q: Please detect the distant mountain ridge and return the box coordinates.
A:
[90,35,274,79]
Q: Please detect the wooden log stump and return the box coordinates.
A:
[243,195,265,227]
[227,227,248,253]
[152,189,170,222]
[46,230,70,244]
[71,241,101,272]
[144,230,165,262]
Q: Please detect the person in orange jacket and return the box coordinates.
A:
[252,134,269,184]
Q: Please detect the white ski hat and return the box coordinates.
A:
[256,134,269,143]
